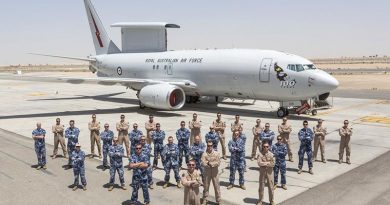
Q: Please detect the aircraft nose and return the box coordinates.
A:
[316,72,339,91]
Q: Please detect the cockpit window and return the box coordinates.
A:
[296,64,304,72]
[287,64,317,72]
[303,64,316,70]
[288,64,296,71]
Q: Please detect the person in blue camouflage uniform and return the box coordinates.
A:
[100,123,114,171]
[260,123,275,146]
[227,130,246,190]
[128,123,143,155]
[190,135,206,178]
[162,136,182,189]
[298,120,314,174]
[205,126,219,151]
[151,123,165,167]
[140,136,154,189]
[71,143,87,191]
[65,120,80,168]
[271,136,288,190]
[240,132,247,172]
[176,121,190,168]
[108,136,126,191]
[32,123,47,170]
[129,144,150,204]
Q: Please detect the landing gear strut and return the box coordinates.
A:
[186,96,199,104]
[277,107,289,118]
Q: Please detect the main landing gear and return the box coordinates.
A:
[277,107,289,118]
[186,96,199,104]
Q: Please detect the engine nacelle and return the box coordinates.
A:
[138,84,186,110]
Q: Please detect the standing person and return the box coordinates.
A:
[100,123,114,171]
[176,121,191,168]
[313,119,327,163]
[213,112,227,160]
[145,114,156,145]
[190,135,206,178]
[181,159,203,205]
[339,120,353,164]
[297,121,314,174]
[205,126,219,151]
[71,143,87,191]
[201,141,222,205]
[151,123,165,168]
[227,131,246,190]
[260,123,275,146]
[162,136,182,189]
[251,119,263,161]
[52,118,67,159]
[189,113,202,145]
[129,123,143,155]
[108,136,126,191]
[257,142,275,205]
[116,114,130,157]
[65,120,80,168]
[278,117,293,162]
[88,114,102,159]
[32,123,47,170]
[230,115,243,136]
[140,136,154,189]
[271,136,288,190]
[129,144,150,205]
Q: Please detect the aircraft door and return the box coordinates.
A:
[167,63,173,75]
[259,58,272,82]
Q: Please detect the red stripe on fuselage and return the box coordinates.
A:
[89,9,104,48]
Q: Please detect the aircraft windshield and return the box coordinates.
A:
[287,64,316,72]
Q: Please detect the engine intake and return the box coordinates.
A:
[138,84,186,110]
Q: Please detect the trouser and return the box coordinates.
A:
[281,134,293,159]
[274,160,286,185]
[153,143,164,166]
[298,143,313,169]
[131,178,150,203]
[251,137,261,158]
[184,187,201,205]
[146,132,153,145]
[147,166,153,185]
[229,158,245,185]
[259,167,274,204]
[35,145,46,166]
[73,167,87,186]
[203,167,221,203]
[109,165,125,185]
[339,135,351,162]
[53,135,66,156]
[67,145,75,165]
[178,145,190,167]
[219,133,227,157]
[164,164,181,182]
[102,144,110,166]
[190,131,200,145]
[314,135,325,161]
[194,159,204,178]
[90,131,101,156]
[118,131,130,157]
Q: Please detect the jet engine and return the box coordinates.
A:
[138,84,186,110]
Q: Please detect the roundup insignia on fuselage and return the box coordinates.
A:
[117,67,123,75]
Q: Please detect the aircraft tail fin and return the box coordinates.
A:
[83,0,120,55]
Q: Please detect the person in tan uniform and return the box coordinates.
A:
[339,120,353,164]
[251,119,263,161]
[52,118,67,159]
[213,112,227,160]
[231,114,243,136]
[313,119,327,163]
[181,159,203,205]
[278,117,293,162]
[116,114,130,157]
[189,113,202,145]
[201,141,222,205]
[257,142,275,205]
[88,114,101,158]
[145,114,156,145]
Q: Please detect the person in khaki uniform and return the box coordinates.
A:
[145,114,156,145]
[278,117,293,162]
[116,114,130,157]
[189,113,202,145]
[251,119,263,161]
[88,114,102,158]
[231,115,243,136]
[181,159,203,205]
[213,112,227,160]
[313,119,327,163]
[257,142,275,205]
[52,118,67,159]
[201,141,222,205]
[339,120,353,164]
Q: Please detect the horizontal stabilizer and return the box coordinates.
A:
[28,53,96,62]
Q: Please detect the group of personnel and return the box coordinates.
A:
[31,112,353,205]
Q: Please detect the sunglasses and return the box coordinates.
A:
[136,148,142,150]
[104,126,109,127]
[189,164,195,167]
[277,139,282,141]
[304,124,308,126]
[265,126,270,128]
[263,146,269,148]
[56,121,60,122]
[207,145,213,147]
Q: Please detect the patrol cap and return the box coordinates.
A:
[113,136,119,141]
[75,143,81,147]
[141,136,147,140]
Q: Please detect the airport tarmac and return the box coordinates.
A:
[0,73,390,204]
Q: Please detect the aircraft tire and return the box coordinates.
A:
[277,107,286,118]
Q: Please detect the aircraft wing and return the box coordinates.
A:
[0,73,198,92]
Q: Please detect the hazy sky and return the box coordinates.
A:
[1,0,389,66]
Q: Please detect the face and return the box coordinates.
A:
[262,144,269,152]
[168,137,173,144]
[70,121,74,127]
[92,115,96,121]
[210,127,214,132]
[56,119,60,125]
[256,119,261,124]
[133,125,138,130]
[283,118,287,123]
[265,124,270,130]
[207,143,213,152]
[193,114,197,120]
[195,136,200,144]
[104,124,109,131]
[180,122,185,128]
[141,139,145,145]
[344,121,349,127]
[233,131,239,139]
[156,124,160,131]
[188,161,196,171]
[277,137,282,143]
[217,113,221,119]
[36,123,41,129]
[303,122,308,128]
[120,115,125,121]
[76,146,81,151]
[113,139,118,145]
[149,116,153,121]
[135,146,142,154]
[235,115,240,121]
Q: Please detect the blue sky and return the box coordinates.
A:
[0,0,389,65]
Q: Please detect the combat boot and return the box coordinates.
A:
[309,168,314,175]
[282,184,287,190]
[72,185,78,191]
[227,184,233,190]
[36,166,41,170]
[163,182,169,189]
[338,159,342,164]
[177,182,182,188]
[52,155,56,159]
[42,165,47,170]
[273,184,277,190]
[251,157,255,161]
[289,155,294,162]
[121,184,127,190]
[82,185,87,191]
[64,154,68,159]
[240,184,246,190]
[322,159,326,163]
[270,201,276,205]
[202,199,208,205]
[149,184,154,189]
[99,155,102,159]
[223,156,227,160]
[108,186,114,191]
[297,169,302,174]
[347,159,351,164]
